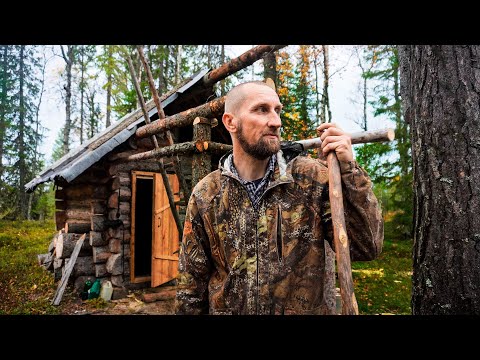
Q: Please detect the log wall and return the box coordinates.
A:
[47,142,190,301]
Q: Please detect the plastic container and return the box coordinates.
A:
[100,280,113,301]
[80,279,93,300]
[88,278,101,299]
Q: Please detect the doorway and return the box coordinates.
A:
[131,171,180,286]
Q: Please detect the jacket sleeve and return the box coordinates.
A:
[323,160,384,261]
[175,193,212,314]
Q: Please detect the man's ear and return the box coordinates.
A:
[222,112,237,133]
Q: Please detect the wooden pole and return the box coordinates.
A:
[125,50,183,235]
[113,141,232,163]
[136,45,191,201]
[124,129,395,164]
[202,45,287,87]
[192,117,214,186]
[297,128,395,150]
[323,128,394,315]
[135,96,225,139]
[327,152,359,315]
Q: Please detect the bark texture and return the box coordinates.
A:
[399,45,480,314]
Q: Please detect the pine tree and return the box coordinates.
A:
[2,46,44,219]
[364,45,412,238]
[0,45,16,218]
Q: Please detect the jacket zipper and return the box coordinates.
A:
[254,208,260,314]
[276,204,283,262]
[223,172,291,315]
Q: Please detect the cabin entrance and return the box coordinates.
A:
[131,171,180,287]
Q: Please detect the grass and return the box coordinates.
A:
[352,223,413,315]
[0,219,413,315]
[0,219,62,314]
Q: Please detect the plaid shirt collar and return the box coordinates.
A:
[228,153,277,209]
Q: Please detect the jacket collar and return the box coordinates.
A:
[218,150,294,186]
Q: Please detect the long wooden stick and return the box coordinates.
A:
[202,45,286,86]
[136,96,225,139]
[297,128,395,150]
[136,46,191,202]
[327,152,359,315]
[324,128,394,315]
[125,51,183,235]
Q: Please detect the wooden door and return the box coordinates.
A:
[152,173,180,287]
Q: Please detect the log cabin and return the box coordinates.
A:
[26,69,232,300]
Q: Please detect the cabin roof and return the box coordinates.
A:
[25,69,212,193]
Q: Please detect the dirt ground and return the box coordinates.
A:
[60,285,176,315]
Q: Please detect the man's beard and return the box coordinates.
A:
[237,123,280,160]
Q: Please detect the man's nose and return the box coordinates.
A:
[267,111,282,128]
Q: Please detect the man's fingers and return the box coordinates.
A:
[317,122,339,131]
[322,140,349,154]
[318,126,347,141]
[321,135,346,148]
[321,137,354,162]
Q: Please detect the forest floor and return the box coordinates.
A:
[0,219,412,315]
[58,286,176,315]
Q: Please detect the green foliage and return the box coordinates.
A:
[85,297,108,309]
[31,184,55,221]
[0,45,45,220]
[353,237,413,314]
[355,142,395,183]
[362,45,413,238]
[278,46,316,141]
[51,126,66,162]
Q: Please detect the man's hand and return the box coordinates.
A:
[316,123,354,163]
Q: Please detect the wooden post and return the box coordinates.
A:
[192,117,215,186]
[327,152,359,315]
[137,46,191,201]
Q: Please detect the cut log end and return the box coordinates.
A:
[387,128,395,141]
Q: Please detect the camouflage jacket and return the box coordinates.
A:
[175,150,384,315]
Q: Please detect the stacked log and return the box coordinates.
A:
[55,232,92,259]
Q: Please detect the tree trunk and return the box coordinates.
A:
[399,45,480,314]
[263,50,277,88]
[61,45,74,155]
[313,46,321,127]
[18,46,27,219]
[105,45,112,128]
[354,46,370,131]
[220,45,225,95]
[0,46,8,180]
[28,47,48,219]
[321,45,332,123]
[175,45,182,85]
[79,46,85,144]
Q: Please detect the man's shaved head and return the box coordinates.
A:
[224,81,275,115]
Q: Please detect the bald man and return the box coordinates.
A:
[175,81,384,315]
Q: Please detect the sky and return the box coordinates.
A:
[37,45,393,162]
